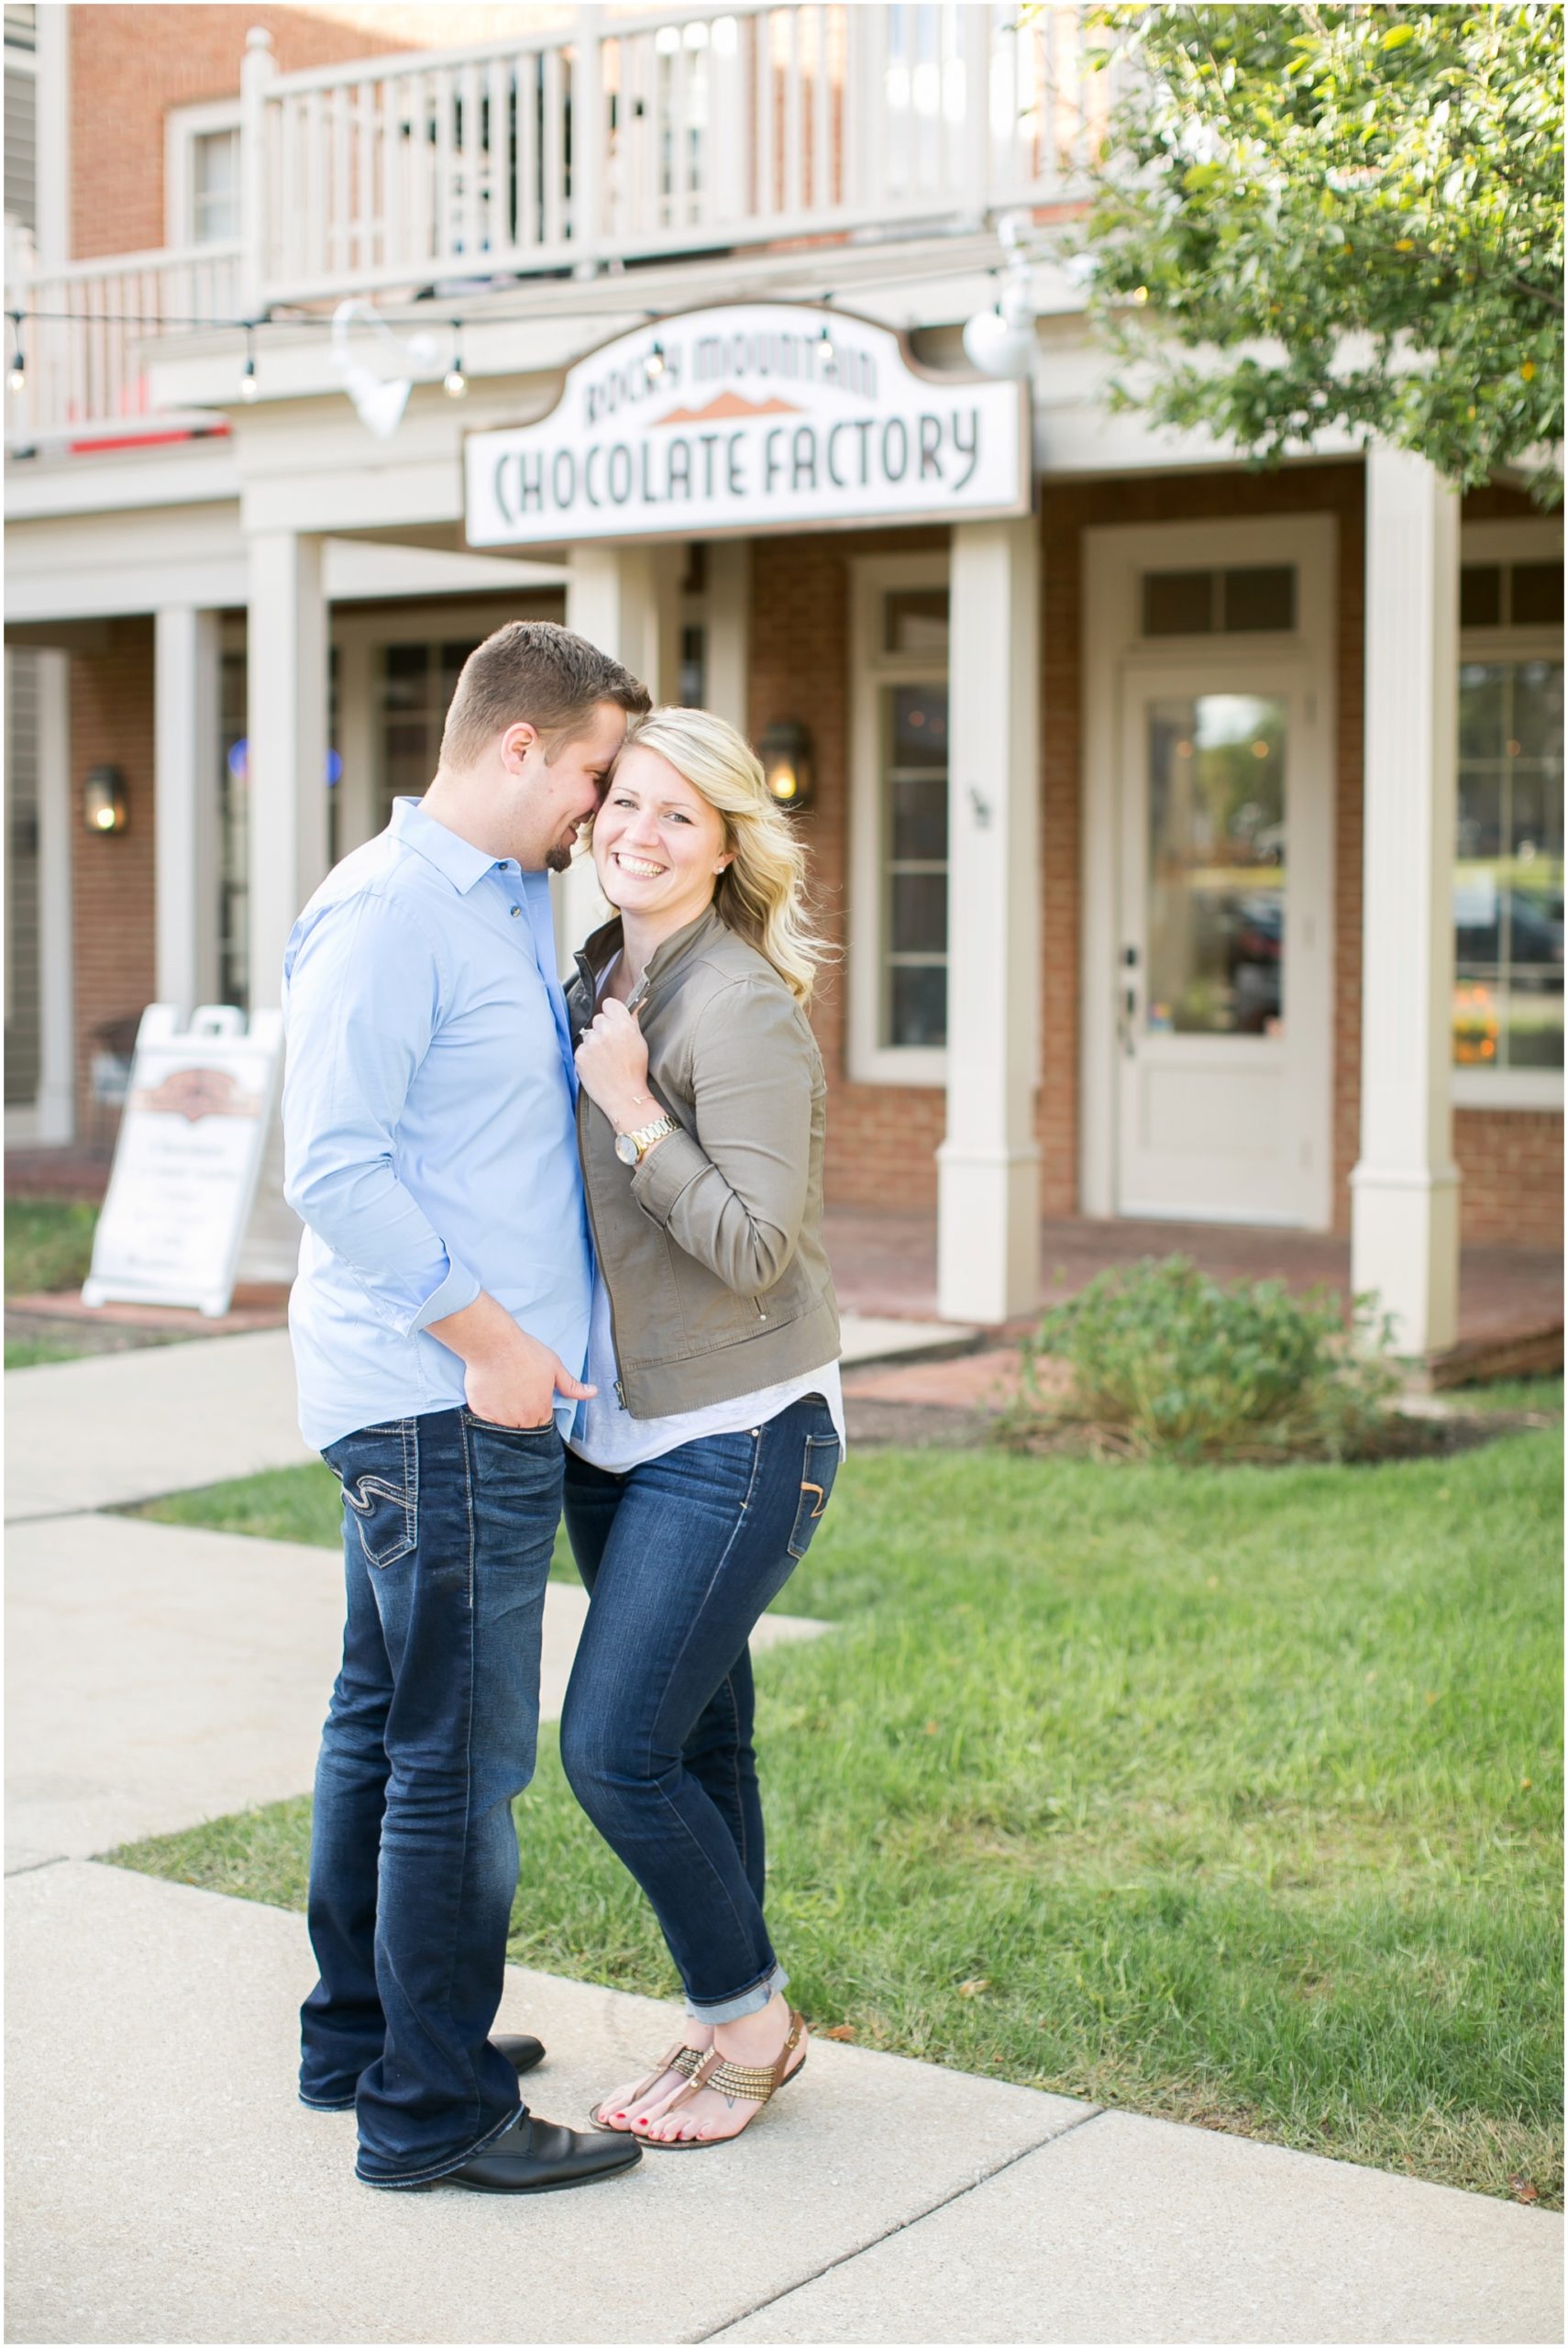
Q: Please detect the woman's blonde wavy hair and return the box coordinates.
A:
[596,706,833,1004]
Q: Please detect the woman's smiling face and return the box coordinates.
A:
[591,745,729,930]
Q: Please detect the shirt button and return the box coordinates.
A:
[510,905,522,918]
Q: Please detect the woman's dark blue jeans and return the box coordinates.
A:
[299,1405,560,2188]
[560,1393,840,2020]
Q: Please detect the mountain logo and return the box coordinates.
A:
[652,391,804,426]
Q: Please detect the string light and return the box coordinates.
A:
[818,317,834,366]
[7,311,24,394]
[239,326,258,401]
[444,325,467,398]
[645,338,667,382]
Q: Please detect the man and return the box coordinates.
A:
[282,621,651,2192]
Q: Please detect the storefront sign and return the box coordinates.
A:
[82,1004,285,1319]
[465,303,1030,548]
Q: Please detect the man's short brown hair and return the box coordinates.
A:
[440,620,651,769]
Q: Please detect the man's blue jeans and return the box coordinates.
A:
[559,1394,840,2021]
[299,1405,559,2187]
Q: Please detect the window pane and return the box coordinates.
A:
[890,871,947,955]
[1143,571,1213,636]
[1145,694,1286,1036]
[1220,566,1295,632]
[1460,565,1503,628]
[889,683,946,768]
[884,590,950,656]
[679,624,705,705]
[879,679,947,1052]
[1453,656,1564,1072]
[1511,659,1564,759]
[383,644,429,708]
[888,964,946,1048]
[1510,562,1564,627]
[889,774,946,860]
[1458,664,1506,761]
[193,129,239,243]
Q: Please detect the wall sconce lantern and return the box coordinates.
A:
[83,766,128,836]
[760,719,814,813]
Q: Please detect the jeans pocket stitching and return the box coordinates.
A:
[785,1436,838,1559]
[342,1472,416,1569]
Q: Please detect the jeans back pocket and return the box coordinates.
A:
[785,1432,840,1560]
[326,1423,418,1569]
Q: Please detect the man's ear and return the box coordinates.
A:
[501,722,540,774]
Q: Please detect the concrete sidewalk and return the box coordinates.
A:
[5,1328,1562,2343]
[7,1863,1555,2345]
[3,1312,969,1522]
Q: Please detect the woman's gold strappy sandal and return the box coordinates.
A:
[632,2008,807,2151]
[589,2041,704,2132]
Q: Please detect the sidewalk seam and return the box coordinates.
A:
[693,2105,1108,2343]
[3,1855,69,1879]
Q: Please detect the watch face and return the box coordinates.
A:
[614,1133,639,1166]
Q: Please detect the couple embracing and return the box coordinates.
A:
[282,621,842,2194]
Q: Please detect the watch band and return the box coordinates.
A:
[617,1113,678,1166]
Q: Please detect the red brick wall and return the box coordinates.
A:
[69,6,424,260]
[70,621,157,1133]
[1455,1110,1563,1246]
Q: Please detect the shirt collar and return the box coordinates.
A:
[391,795,508,896]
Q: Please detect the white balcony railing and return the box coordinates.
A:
[6,5,1110,448]
[240,1,1109,308]
[6,241,243,446]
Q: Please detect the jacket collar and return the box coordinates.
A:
[574,903,726,1009]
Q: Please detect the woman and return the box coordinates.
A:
[561,705,843,2150]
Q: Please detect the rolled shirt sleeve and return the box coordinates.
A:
[282,892,481,1337]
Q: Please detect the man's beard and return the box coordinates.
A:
[545,842,574,874]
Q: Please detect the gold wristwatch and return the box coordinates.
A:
[614,1113,678,1167]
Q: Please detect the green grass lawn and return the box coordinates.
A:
[5,1198,102,1368]
[6,1197,99,1296]
[115,1430,1562,2205]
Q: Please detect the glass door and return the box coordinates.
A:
[1116,663,1326,1224]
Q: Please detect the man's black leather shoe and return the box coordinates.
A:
[493,2033,545,2077]
[427,2112,641,2194]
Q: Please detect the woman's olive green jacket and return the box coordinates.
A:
[566,904,840,1419]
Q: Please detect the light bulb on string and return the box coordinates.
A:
[444,325,467,399]
[239,327,258,401]
[817,313,834,367]
[646,338,666,383]
[7,312,25,395]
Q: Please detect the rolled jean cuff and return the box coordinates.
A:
[684,1962,788,2025]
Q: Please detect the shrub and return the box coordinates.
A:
[1002,1256,1400,1466]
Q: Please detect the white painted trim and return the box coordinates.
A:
[34,647,74,1142]
[847,548,951,1089]
[165,97,242,253]
[1452,1069,1563,1112]
[1080,513,1337,1228]
[4,446,242,522]
[31,1,69,268]
[154,607,221,1014]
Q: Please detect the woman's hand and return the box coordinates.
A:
[575,998,657,1133]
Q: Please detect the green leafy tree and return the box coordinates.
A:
[1066,4,1563,505]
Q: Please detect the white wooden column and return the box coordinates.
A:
[154,606,220,1016]
[558,543,682,965]
[937,515,1041,1324]
[705,539,752,735]
[247,529,328,1010]
[1350,447,1462,1355]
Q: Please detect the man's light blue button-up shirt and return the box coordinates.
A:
[282,796,592,1452]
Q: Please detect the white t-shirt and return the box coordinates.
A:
[567,953,845,1474]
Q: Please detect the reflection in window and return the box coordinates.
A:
[1453,658,1563,1071]
[1146,694,1286,1036]
[881,681,948,1047]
